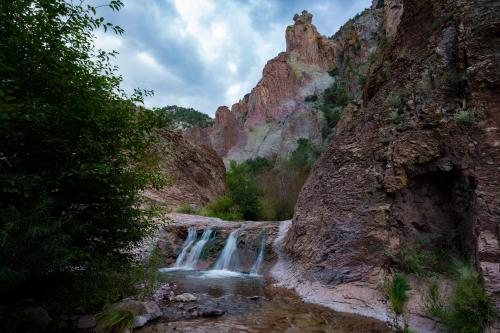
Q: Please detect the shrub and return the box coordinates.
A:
[444,262,495,333]
[288,139,321,171]
[324,82,350,107]
[390,111,405,125]
[456,110,474,124]
[135,247,164,301]
[400,242,440,277]
[243,157,273,175]
[305,95,318,102]
[425,262,496,333]
[175,204,198,214]
[201,195,242,221]
[328,68,339,77]
[256,167,309,221]
[226,161,262,220]
[322,107,343,129]
[386,274,411,316]
[96,307,135,333]
[425,281,445,318]
[384,92,402,108]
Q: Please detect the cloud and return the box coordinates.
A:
[94,0,372,116]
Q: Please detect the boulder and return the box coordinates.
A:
[172,293,197,302]
[77,315,96,329]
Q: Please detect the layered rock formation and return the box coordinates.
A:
[185,9,383,164]
[280,0,499,330]
[143,129,226,209]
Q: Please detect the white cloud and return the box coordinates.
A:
[136,52,166,73]
[96,0,371,116]
[94,31,123,51]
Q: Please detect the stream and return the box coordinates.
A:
[138,220,391,332]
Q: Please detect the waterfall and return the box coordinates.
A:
[174,227,197,267]
[183,229,213,268]
[250,235,266,275]
[213,227,242,271]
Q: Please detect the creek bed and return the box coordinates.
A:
[138,269,391,333]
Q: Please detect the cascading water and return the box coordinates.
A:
[183,229,213,268]
[250,235,266,275]
[174,227,197,267]
[213,227,242,271]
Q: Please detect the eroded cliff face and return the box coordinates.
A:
[283,0,499,329]
[185,9,383,164]
[143,129,227,209]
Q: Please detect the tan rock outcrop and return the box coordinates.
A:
[143,129,226,209]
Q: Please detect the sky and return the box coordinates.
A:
[95,0,372,116]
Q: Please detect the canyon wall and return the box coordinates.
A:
[282,0,499,329]
[184,9,383,164]
[143,129,227,209]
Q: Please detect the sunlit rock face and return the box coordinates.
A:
[184,10,382,164]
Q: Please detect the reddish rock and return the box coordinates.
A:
[143,129,226,209]
[283,0,499,327]
[184,10,382,164]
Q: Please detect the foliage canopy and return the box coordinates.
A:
[0,0,164,314]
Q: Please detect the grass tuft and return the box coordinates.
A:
[96,307,135,333]
[385,273,411,316]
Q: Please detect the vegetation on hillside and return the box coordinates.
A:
[157,105,214,129]
[0,0,165,328]
[201,139,321,221]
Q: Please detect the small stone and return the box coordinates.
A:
[77,315,96,329]
[172,293,197,302]
[201,309,225,317]
[133,315,148,328]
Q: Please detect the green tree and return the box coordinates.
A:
[0,0,163,312]
[226,161,262,220]
[288,139,321,170]
[157,105,214,129]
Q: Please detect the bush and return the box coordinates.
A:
[288,139,321,171]
[305,95,318,102]
[226,161,262,220]
[456,110,474,124]
[385,274,411,316]
[201,195,242,221]
[175,204,198,214]
[256,167,309,221]
[96,307,134,333]
[400,242,447,277]
[425,262,496,333]
[322,106,343,129]
[243,157,273,175]
[384,92,402,108]
[324,82,350,107]
[328,68,339,77]
[0,0,163,316]
[425,281,445,319]
[390,111,405,125]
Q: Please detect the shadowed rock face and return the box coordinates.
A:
[143,129,227,209]
[184,10,383,164]
[284,0,499,323]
